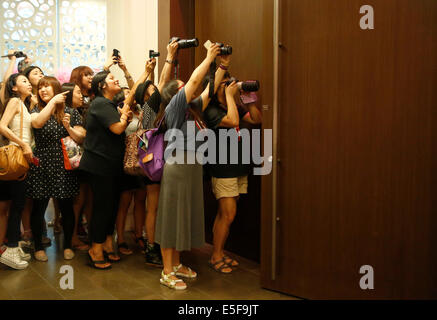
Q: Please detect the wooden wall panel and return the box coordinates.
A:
[273,0,437,299]
[195,0,273,262]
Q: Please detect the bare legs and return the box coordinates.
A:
[210,197,238,272]
[145,184,160,244]
[72,184,90,249]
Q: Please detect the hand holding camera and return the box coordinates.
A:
[206,43,221,62]
[225,80,239,97]
[145,58,156,74]
[167,39,179,61]
[104,52,119,71]
[2,50,27,59]
[220,54,231,68]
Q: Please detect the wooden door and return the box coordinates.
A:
[261,0,437,299]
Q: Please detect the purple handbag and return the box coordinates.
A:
[138,117,165,182]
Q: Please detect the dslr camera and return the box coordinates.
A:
[226,77,260,92]
[215,43,232,56]
[149,50,160,59]
[169,37,199,49]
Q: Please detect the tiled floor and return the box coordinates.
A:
[0,212,296,300]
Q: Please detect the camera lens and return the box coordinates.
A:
[220,46,232,56]
[240,80,260,92]
[178,38,199,49]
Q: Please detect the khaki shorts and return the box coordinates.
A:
[211,176,248,200]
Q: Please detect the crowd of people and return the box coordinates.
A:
[0,40,262,291]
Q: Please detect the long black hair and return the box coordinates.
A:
[91,71,110,98]
[2,73,30,114]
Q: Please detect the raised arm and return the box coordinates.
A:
[184,44,221,104]
[31,92,68,128]
[157,40,179,93]
[199,54,231,111]
[123,59,154,107]
[218,81,240,128]
[118,55,135,89]
[0,51,17,106]
[0,98,33,162]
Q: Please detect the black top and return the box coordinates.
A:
[203,101,250,178]
[79,96,125,176]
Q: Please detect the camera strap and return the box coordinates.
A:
[208,60,217,99]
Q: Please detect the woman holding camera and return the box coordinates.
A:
[202,74,262,273]
[79,71,132,269]
[27,76,85,262]
[130,39,178,266]
[0,73,34,269]
[154,43,230,290]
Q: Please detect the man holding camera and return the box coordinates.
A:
[203,66,262,274]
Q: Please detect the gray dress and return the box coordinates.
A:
[155,88,205,251]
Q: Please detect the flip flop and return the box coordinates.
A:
[103,250,121,263]
[87,252,111,270]
[117,242,133,255]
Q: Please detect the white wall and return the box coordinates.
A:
[107,0,158,87]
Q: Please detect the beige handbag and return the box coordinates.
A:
[0,103,30,181]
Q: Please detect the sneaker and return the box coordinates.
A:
[145,242,163,267]
[0,247,29,270]
[18,247,31,261]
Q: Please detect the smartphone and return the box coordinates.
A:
[112,49,120,64]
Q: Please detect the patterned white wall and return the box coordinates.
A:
[0,0,107,77]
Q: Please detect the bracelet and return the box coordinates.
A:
[165,59,173,65]
[219,64,229,71]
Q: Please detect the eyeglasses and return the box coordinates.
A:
[178,83,185,91]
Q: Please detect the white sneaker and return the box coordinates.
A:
[0,247,29,270]
[18,247,31,261]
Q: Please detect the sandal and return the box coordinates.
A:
[103,250,121,263]
[117,242,133,255]
[133,234,146,254]
[208,258,232,274]
[160,271,187,290]
[87,251,111,270]
[173,264,197,279]
[224,255,239,267]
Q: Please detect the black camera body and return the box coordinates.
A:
[14,51,27,58]
[169,37,199,49]
[149,50,160,59]
[226,77,260,92]
[215,43,232,56]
